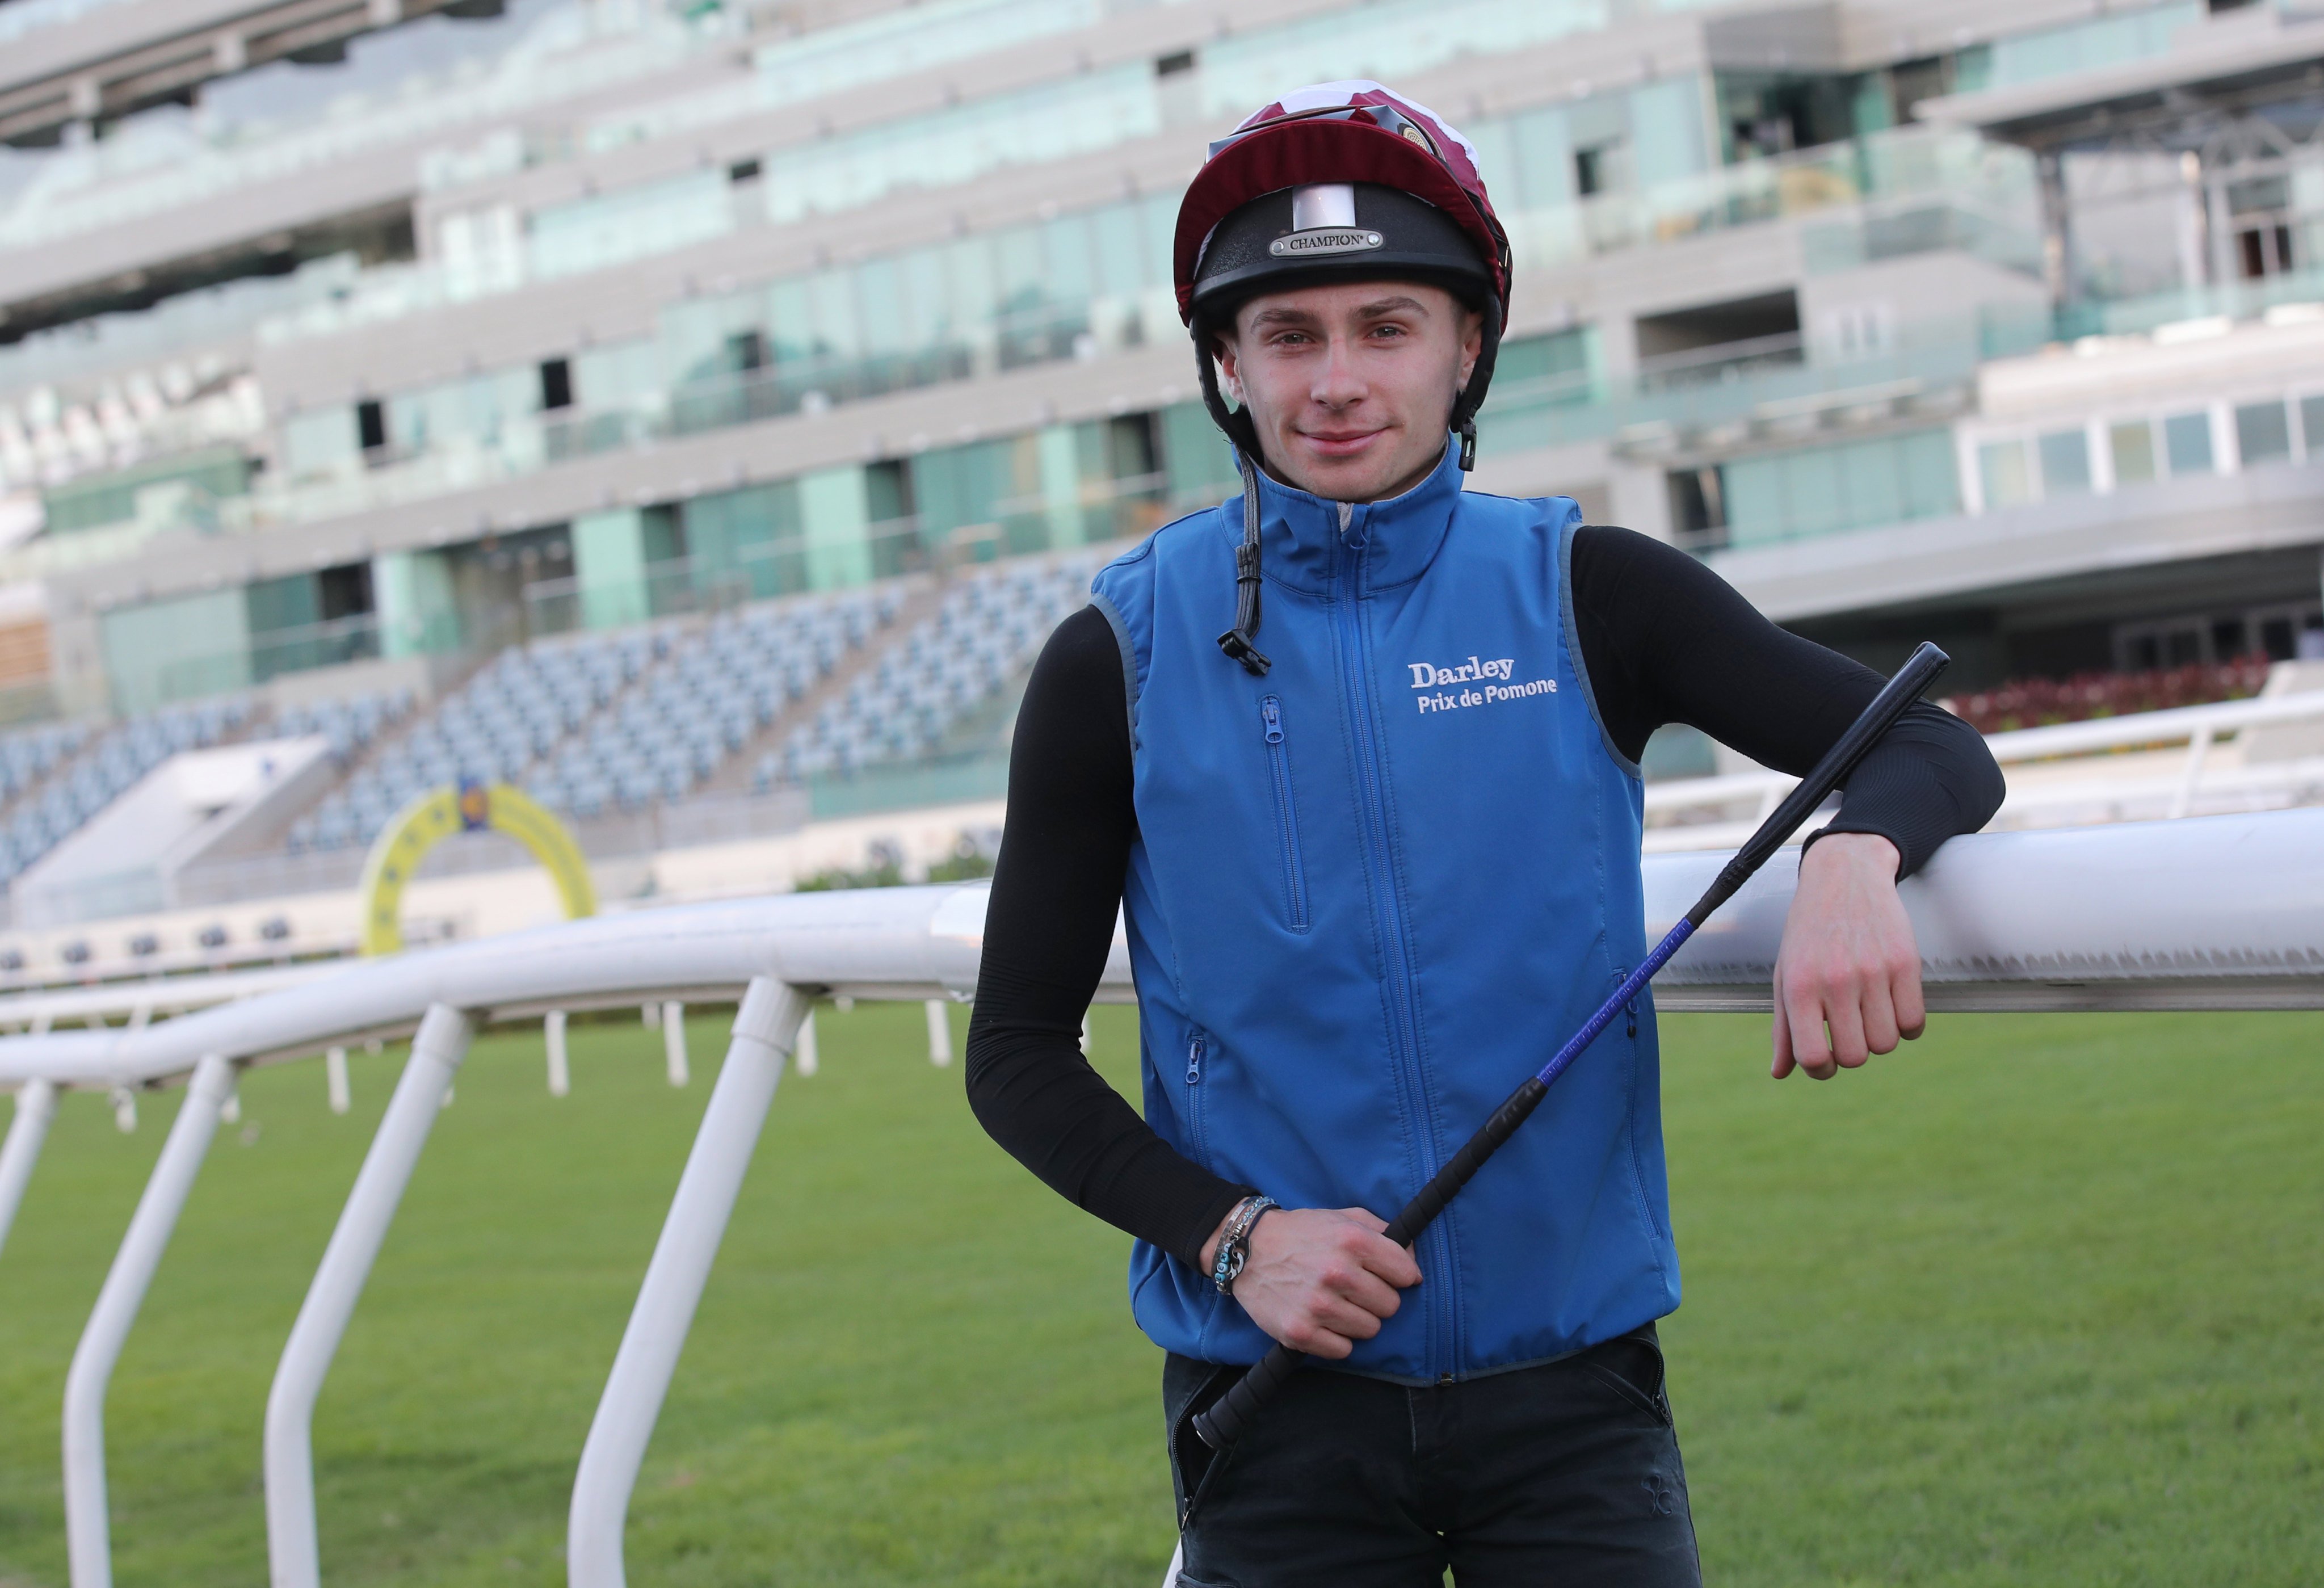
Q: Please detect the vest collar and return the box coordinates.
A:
[1232,438,1463,595]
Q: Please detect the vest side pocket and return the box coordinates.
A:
[1184,1027,1213,1169]
[1258,696,1312,932]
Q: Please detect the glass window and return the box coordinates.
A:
[2110,419,2156,485]
[2163,411,2214,475]
[1979,439,2033,508]
[1041,212,1095,305]
[1899,428,1961,520]
[808,271,859,362]
[283,409,358,480]
[2301,394,2324,457]
[853,258,904,358]
[766,279,817,366]
[2037,429,2091,496]
[1090,200,1149,298]
[2236,399,2292,467]
[1839,431,1904,527]
[896,246,951,351]
[1629,77,1709,190]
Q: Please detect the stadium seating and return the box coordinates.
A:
[0,701,247,888]
[755,556,1098,788]
[281,552,1101,853]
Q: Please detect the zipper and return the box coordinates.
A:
[1259,696,1311,931]
[1329,518,1459,1376]
[1183,1028,1211,1167]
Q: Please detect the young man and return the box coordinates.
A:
[966,83,2003,1586]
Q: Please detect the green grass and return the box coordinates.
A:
[0,1003,2318,1585]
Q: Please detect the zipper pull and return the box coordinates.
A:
[1186,1033,1205,1085]
[1260,698,1284,744]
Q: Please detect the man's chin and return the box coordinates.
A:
[1275,443,1404,502]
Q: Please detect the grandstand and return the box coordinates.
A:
[0,0,2319,957]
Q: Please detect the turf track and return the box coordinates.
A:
[0,1002,2317,1585]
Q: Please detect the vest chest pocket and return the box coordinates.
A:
[1259,696,1312,932]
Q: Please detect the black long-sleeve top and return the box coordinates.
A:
[966,526,2004,1268]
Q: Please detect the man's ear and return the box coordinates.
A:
[1456,308,1485,390]
[1213,327,1245,407]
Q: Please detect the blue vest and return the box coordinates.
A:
[1089,444,1676,1384]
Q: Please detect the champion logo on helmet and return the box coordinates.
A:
[1269,228,1384,258]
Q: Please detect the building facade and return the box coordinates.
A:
[2,0,2323,729]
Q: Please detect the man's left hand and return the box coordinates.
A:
[1770,832,1923,1081]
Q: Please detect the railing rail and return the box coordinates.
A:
[1645,686,2324,840]
[2,812,2323,1583]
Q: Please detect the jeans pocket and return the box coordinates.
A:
[1584,1327,1673,1427]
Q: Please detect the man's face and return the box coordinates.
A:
[1216,280,1482,503]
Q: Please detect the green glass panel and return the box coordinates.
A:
[2236,400,2291,467]
[1899,429,1961,520]
[2163,412,2213,475]
[2038,430,2091,496]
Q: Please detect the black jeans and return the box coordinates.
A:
[1165,1327,1701,1588]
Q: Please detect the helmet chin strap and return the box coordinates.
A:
[1216,449,1272,677]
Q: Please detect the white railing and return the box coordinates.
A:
[1644,687,2324,852]
[1,811,2322,1585]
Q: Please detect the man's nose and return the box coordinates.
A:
[1312,335,1366,407]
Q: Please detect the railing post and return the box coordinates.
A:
[925,998,952,1067]
[265,1005,472,1588]
[662,1002,689,1086]
[324,1047,350,1115]
[0,1077,58,1263]
[2169,723,2215,820]
[569,978,809,1588]
[546,1010,570,1097]
[62,1053,234,1588]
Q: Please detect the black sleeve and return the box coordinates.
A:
[964,605,1254,1268]
[1568,526,2004,878]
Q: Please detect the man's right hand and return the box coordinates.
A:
[1200,1205,1422,1359]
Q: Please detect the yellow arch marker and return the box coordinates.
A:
[358,781,598,956]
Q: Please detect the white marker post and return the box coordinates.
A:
[545,1010,570,1097]
[662,1002,688,1086]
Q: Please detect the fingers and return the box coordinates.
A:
[1824,992,1869,1071]
[1893,957,1928,1041]
[1859,973,1901,1057]
[1770,978,1796,1079]
[1783,980,1836,1080]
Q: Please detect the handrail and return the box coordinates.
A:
[3,814,2321,1099]
[1645,687,2324,828]
[2,813,2323,1580]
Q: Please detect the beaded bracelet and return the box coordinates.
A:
[1211,1194,1279,1295]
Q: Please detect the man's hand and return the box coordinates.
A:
[1771,831,1924,1081]
[1199,1205,1421,1358]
